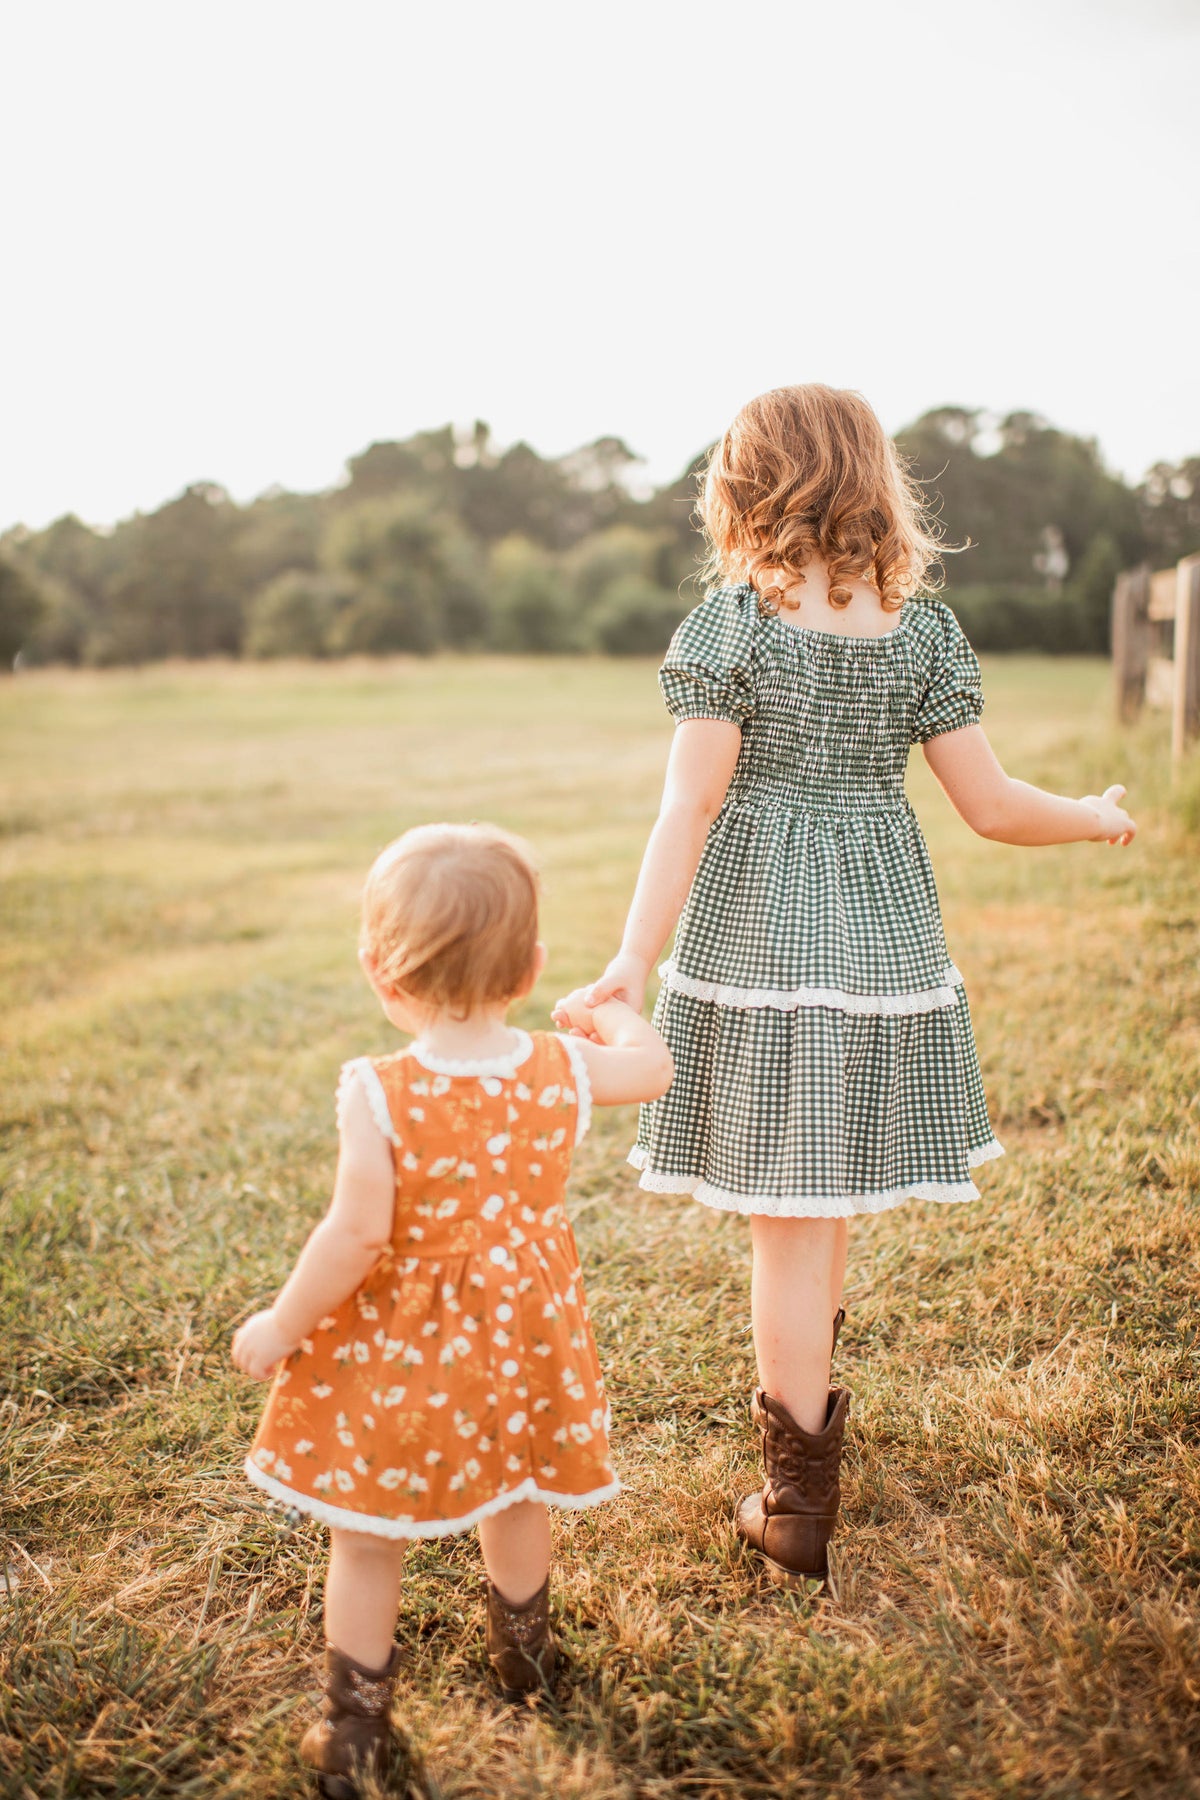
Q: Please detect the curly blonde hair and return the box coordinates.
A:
[699,384,943,613]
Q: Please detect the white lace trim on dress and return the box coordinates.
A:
[339,1058,401,1146]
[555,1032,593,1147]
[626,1137,1005,1219]
[244,1458,620,1540]
[407,1028,535,1078]
[659,960,966,1017]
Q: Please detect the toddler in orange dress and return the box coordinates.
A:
[231,822,672,1797]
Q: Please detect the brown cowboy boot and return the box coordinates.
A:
[485,1576,557,1699]
[734,1385,850,1588]
[299,1641,402,1799]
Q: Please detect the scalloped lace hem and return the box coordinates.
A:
[244,1459,620,1539]
[339,1057,401,1146]
[406,1028,534,1077]
[659,960,965,1016]
[626,1138,1004,1217]
[555,1032,593,1147]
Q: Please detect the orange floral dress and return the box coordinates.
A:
[244,1029,617,1538]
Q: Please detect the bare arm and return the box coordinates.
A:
[556,996,674,1103]
[922,725,1136,846]
[584,719,743,1010]
[231,1074,395,1379]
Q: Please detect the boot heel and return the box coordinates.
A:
[317,1776,358,1800]
[761,1553,826,1592]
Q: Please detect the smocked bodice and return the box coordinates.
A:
[727,615,924,814]
[654,586,986,999]
[659,587,984,816]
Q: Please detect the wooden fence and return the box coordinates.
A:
[1112,553,1200,759]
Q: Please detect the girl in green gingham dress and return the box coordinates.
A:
[632,585,1000,1214]
[554,385,1136,1588]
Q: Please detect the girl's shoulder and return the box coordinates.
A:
[905,592,968,633]
[663,583,760,671]
[673,582,759,639]
[696,580,759,615]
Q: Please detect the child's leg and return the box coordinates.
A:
[832,1216,848,1315]
[750,1214,846,1433]
[477,1498,551,1603]
[478,1501,556,1696]
[299,1529,407,1789]
[325,1527,407,1670]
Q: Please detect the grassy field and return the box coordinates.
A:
[1,654,1198,1800]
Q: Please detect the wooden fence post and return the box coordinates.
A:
[1171,554,1200,761]
[1112,564,1150,723]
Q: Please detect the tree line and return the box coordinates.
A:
[1,412,1196,669]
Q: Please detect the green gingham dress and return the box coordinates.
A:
[629,583,1004,1218]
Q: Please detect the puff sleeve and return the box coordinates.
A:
[910,604,984,743]
[658,586,758,727]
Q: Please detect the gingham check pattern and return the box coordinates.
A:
[632,586,1002,1217]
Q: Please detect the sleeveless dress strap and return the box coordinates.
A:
[553,1032,593,1147]
[337,1056,402,1146]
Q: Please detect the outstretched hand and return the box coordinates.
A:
[1079,783,1136,847]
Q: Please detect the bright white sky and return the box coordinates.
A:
[2,0,1196,532]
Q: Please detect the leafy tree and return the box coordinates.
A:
[589,575,686,656]
[236,491,323,595]
[323,495,478,655]
[564,525,675,610]
[341,431,456,506]
[99,484,245,663]
[945,586,1086,655]
[7,408,1192,666]
[457,442,577,549]
[1139,458,1200,569]
[1068,533,1123,653]
[9,513,117,664]
[438,531,490,648]
[245,571,353,658]
[488,536,575,652]
[897,409,1145,616]
[555,437,644,539]
[0,557,46,669]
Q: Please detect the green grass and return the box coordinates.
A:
[1,654,1198,1798]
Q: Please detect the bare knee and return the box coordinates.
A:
[750,1213,841,1256]
[330,1527,407,1567]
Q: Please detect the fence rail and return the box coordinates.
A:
[1112,554,1200,759]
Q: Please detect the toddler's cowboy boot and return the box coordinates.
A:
[734,1384,850,1588]
[485,1575,558,1698]
[299,1640,402,1799]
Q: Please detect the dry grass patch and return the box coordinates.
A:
[2,655,1198,1797]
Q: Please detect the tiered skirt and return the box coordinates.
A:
[630,797,1003,1218]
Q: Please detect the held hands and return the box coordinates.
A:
[585,952,650,1014]
[1078,784,1136,846]
[231,1309,298,1381]
[552,987,601,1041]
[552,953,650,1041]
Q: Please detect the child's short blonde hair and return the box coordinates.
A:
[361,823,539,1014]
[700,384,943,612]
